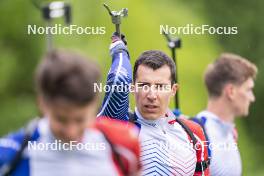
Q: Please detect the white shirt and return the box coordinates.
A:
[135,108,197,176]
[28,118,119,176]
[196,110,242,176]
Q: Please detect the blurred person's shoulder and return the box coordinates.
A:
[96,117,140,148]
[0,129,27,166]
[0,120,40,166]
[179,114,206,137]
[196,111,224,136]
[96,117,141,174]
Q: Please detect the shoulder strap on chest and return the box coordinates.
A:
[128,111,136,123]
[176,118,197,145]
[176,117,210,173]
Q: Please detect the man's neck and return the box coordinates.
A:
[135,108,167,121]
[206,97,235,123]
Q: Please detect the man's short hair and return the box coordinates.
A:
[133,50,176,84]
[204,53,257,97]
[35,49,101,106]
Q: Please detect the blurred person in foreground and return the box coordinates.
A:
[0,49,141,176]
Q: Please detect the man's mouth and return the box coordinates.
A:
[144,105,158,111]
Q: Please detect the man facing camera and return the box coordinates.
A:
[98,35,210,176]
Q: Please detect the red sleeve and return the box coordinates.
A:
[96,117,141,175]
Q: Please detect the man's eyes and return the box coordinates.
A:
[55,116,67,124]
[136,83,150,88]
[55,115,84,124]
[75,117,85,124]
[136,83,171,90]
[156,84,167,88]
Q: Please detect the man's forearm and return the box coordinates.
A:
[97,41,132,121]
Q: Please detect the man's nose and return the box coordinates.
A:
[64,124,79,140]
[146,87,157,101]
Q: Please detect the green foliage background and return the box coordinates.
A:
[0,0,263,174]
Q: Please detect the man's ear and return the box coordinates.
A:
[224,83,236,101]
[171,83,179,96]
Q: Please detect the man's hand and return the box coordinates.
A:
[111,32,127,45]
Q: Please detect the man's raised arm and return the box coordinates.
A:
[97,37,132,121]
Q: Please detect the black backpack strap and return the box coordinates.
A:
[128,111,136,123]
[195,159,210,172]
[176,118,210,172]
[176,118,197,145]
[1,118,39,176]
[128,112,141,130]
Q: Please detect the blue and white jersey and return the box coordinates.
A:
[99,41,198,175]
[0,41,134,176]
[0,41,132,176]
[135,109,196,176]
[0,118,120,176]
[196,110,242,176]
[97,41,132,121]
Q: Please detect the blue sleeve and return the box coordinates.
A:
[0,130,30,176]
[0,130,24,166]
[0,126,39,176]
[97,41,132,121]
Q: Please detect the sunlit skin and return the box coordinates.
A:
[133,65,178,120]
[207,78,255,122]
[39,97,98,143]
[229,78,255,117]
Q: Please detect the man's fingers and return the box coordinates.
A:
[111,33,127,45]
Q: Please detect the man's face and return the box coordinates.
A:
[40,99,98,143]
[231,78,255,117]
[133,65,178,120]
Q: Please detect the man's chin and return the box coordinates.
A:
[141,113,161,120]
[58,137,82,143]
